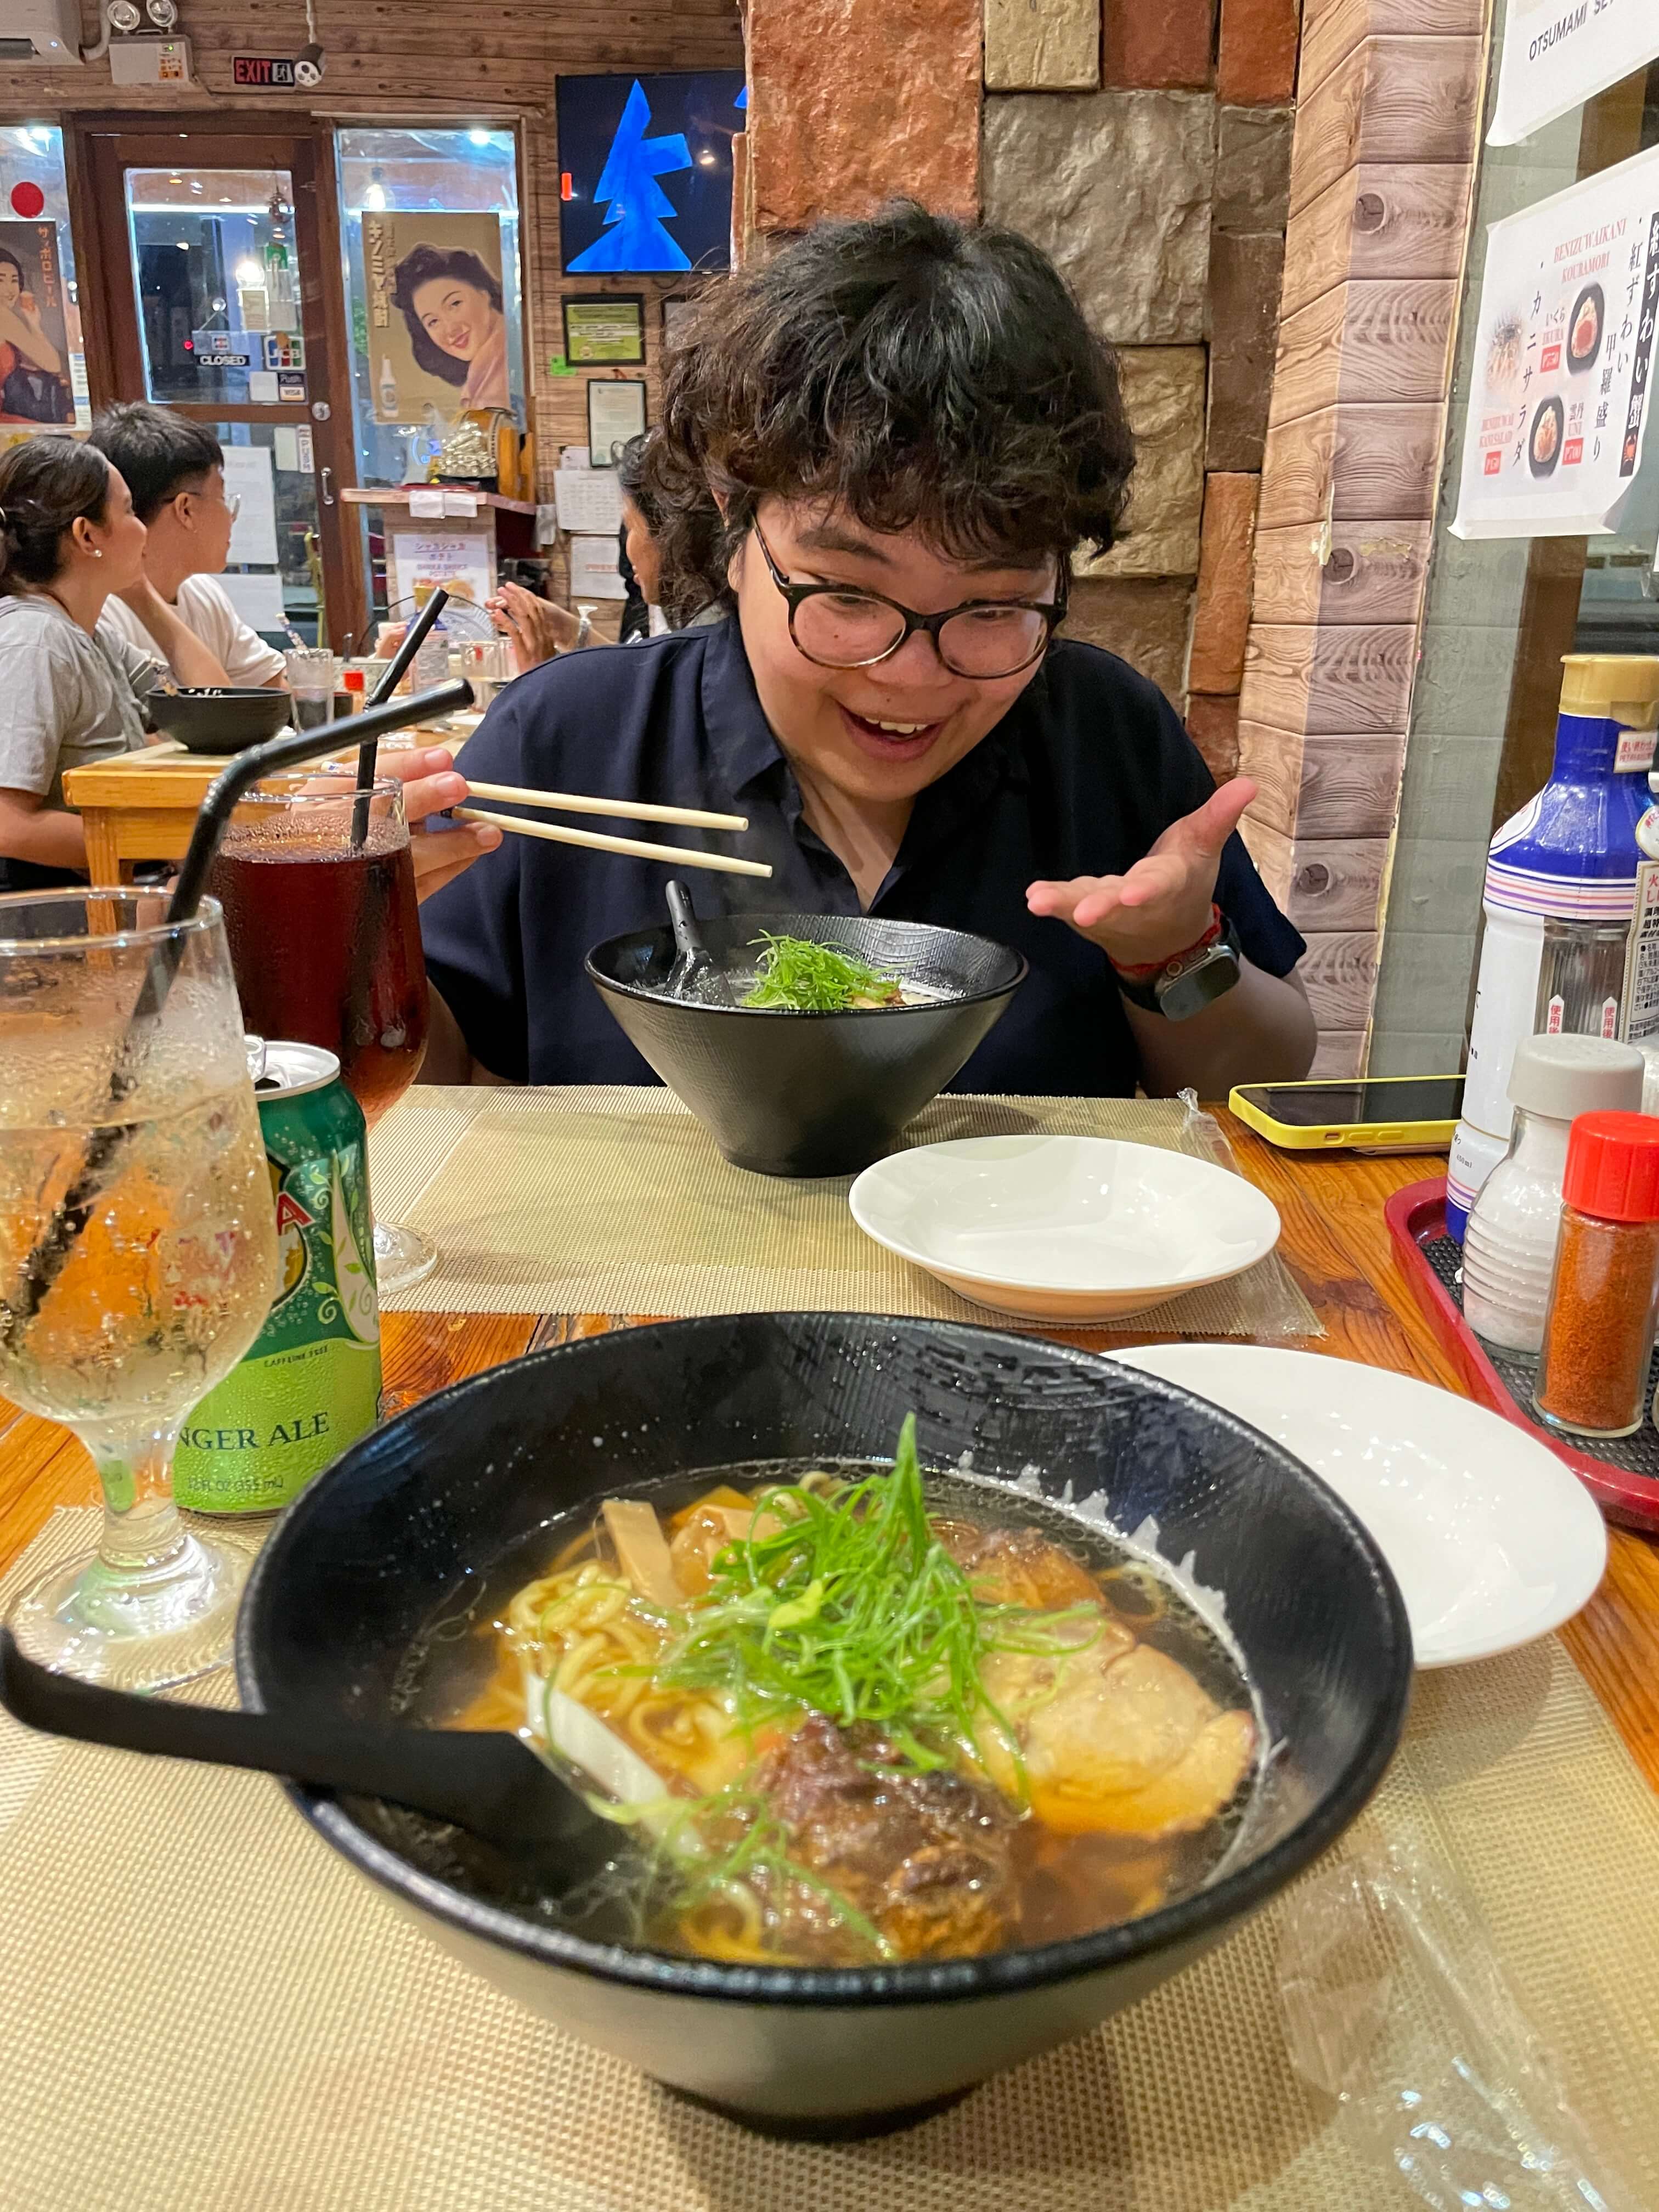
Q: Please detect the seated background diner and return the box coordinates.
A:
[89,404,287,689]
[417,204,1316,1101]
[0,436,232,893]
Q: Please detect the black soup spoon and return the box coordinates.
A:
[0,1626,622,1884]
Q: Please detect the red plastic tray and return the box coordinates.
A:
[1385,1176,1659,1533]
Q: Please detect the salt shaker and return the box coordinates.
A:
[1462,1035,1644,1358]
[1533,1113,1659,1440]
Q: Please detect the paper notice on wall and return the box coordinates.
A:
[568,532,626,600]
[554,467,623,535]
[222,445,280,566]
[272,426,300,473]
[1451,145,1659,541]
[407,487,445,518]
[1490,0,1659,149]
[388,528,494,611]
[248,369,279,405]
[216,569,289,633]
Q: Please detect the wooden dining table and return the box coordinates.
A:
[3,1111,1656,1799]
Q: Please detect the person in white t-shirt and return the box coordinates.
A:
[88,404,286,687]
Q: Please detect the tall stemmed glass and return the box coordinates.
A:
[206,772,436,1292]
[0,893,279,1689]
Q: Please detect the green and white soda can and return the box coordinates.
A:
[175,1041,381,1513]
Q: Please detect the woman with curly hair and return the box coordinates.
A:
[420,203,1313,1094]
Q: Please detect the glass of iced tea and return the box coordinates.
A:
[0,891,279,1689]
[206,774,437,1292]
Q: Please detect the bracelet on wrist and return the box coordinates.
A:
[1107,905,1225,981]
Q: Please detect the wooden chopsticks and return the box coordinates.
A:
[461,780,748,834]
[450,805,773,879]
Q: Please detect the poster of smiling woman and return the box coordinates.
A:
[0,220,72,426]
[363,211,511,424]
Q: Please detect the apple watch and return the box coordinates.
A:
[1109,905,1242,1022]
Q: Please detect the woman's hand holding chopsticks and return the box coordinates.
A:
[375,747,502,901]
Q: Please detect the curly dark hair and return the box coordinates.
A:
[391,245,504,388]
[644,202,1135,614]
[615,429,717,627]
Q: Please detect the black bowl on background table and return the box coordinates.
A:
[145,687,293,755]
[237,1312,1412,2134]
[585,912,1026,1175]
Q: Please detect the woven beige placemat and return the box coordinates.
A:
[368,1087,1320,1338]
[2,1509,1654,2210]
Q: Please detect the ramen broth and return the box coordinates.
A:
[408,1445,1261,1968]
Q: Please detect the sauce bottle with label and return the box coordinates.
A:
[1448,654,1659,1239]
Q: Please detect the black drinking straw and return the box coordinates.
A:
[352,585,452,849]
[0,678,474,1347]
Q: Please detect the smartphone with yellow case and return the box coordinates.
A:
[1229,1075,1463,1154]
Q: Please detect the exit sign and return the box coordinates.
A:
[233,55,296,87]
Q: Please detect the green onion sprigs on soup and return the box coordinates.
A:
[740,933,906,1010]
[458,1417,1259,1969]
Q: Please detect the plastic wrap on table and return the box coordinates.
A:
[1278,1838,1636,2210]
[1175,1088,1323,1342]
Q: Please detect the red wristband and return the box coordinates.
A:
[1108,904,1225,982]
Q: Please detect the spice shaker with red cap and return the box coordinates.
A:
[1533,1111,1659,1440]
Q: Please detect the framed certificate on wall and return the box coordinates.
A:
[587,376,647,468]
[563,295,645,365]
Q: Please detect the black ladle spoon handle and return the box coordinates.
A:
[0,1627,609,1862]
[665,878,735,1005]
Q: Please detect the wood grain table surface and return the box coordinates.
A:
[4,1110,1656,1795]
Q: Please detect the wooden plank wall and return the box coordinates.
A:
[0,0,744,541]
[1237,0,1485,1075]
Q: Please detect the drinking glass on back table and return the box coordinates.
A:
[284,646,339,732]
[0,892,279,1688]
[205,774,438,1293]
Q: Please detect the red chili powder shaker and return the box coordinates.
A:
[1533,1111,1659,1440]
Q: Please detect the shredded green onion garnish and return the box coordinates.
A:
[657,1414,1095,1773]
[741,932,903,1011]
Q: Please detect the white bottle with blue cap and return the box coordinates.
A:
[1447,654,1659,1241]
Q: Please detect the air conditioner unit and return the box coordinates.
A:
[0,0,84,64]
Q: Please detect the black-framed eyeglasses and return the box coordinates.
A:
[752,519,1066,680]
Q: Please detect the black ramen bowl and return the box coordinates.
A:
[237,1313,1411,2134]
[146,686,293,754]
[585,912,1026,1176]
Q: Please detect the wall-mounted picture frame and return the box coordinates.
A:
[563,294,645,365]
[588,375,647,467]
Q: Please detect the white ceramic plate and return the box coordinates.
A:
[1111,1344,1607,1667]
[848,1135,1282,1322]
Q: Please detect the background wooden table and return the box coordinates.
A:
[3,1115,1656,1791]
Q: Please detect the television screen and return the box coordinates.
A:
[557,72,746,278]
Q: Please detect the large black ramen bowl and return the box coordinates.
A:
[238,1313,1411,2134]
[146,686,294,754]
[585,912,1026,1175]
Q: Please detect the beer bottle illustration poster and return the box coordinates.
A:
[0,220,73,426]
[363,210,511,423]
[1452,145,1659,541]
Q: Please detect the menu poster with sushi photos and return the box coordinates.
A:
[1489,0,1659,149]
[1452,145,1659,541]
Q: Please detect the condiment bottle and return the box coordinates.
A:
[1461,1034,1644,1358]
[341,666,366,714]
[1533,1111,1659,1440]
[1448,653,1659,1240]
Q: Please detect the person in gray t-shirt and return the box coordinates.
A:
[0,436,231,890]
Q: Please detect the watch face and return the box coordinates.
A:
[1158,945,1241,1022]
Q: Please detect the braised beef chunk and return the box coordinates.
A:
[751,1712,1021,1961]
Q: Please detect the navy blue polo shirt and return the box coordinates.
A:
[420,617,1305,1092]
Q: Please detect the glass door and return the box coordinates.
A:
[72,124,364,650]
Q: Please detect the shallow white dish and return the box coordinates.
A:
[848,1135,1282,1322]
[1111,1344,1607,1667]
